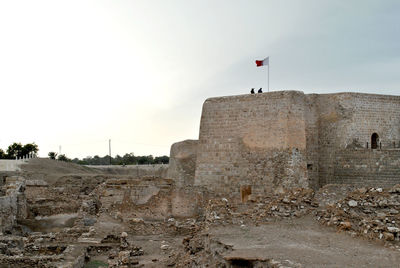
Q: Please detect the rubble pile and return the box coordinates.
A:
[246,188,316,220]
[0,235,85,268]
[35,227,86,243]
[167,232,233,267]
[168,188,317,266]
[314,184,359,207]
[106,232,144,267]
[0,236,24,256]
[74,192,101,228]
[170,231,304,268]
[205,188,317,225]
[25,179,85,218]
[317,184,400,243]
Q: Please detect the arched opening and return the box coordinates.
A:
[371,133,379,149]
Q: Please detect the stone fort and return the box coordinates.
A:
[168,91,400,200]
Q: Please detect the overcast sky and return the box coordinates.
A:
[0,0,399,158]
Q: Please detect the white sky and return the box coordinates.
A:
[0,0,399,158]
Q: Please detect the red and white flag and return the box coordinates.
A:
[255,57,269,67]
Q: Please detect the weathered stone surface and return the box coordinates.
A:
[0,177,27,233]
[167,139,198,187]
[195,91,310,199]
[190,91,400,199]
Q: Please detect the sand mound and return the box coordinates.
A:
[20,158,98,175]
[19,158,103,183]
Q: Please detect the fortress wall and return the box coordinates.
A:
[321,93,400,149]
[178,90,400,194]
[303,94,320,189]
[332,149,400,188]
[315,94,344,186]
[316,93,400,186]
[194,91,309,197]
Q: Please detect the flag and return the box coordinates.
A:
[255,57,269,67]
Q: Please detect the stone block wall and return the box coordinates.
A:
[182,90,400,195]
[331,149,400,187]
[99,177,201,220]
[102,178,173,220]
[304,94,320,189]
[316,93,400,187]
[167,140,198,187]
[194,91,309,197]
[24,178,92,217]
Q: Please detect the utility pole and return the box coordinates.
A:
[109,139,111,165]
[268,61,270,92]
[59,145,61,156]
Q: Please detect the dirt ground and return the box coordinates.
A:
[210,215,400,267]
[20,158,99,176]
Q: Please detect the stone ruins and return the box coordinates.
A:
[0,90,400,267]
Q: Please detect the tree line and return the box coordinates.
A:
[0,142,39,159]
[48,152,169,165]
[0,142,168,165]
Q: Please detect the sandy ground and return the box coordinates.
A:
[19,158,101,182]
[210,215,400,267]
[88,214,400,267]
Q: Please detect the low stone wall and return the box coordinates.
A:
[0,243,86,268]
[329,149,400,188]
[94,177,203,222]
[0,160,24,172]
[87,164,168,178]
[24,177,100,217]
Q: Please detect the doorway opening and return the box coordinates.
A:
[371,133,379,149]
[240,185,252,203]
